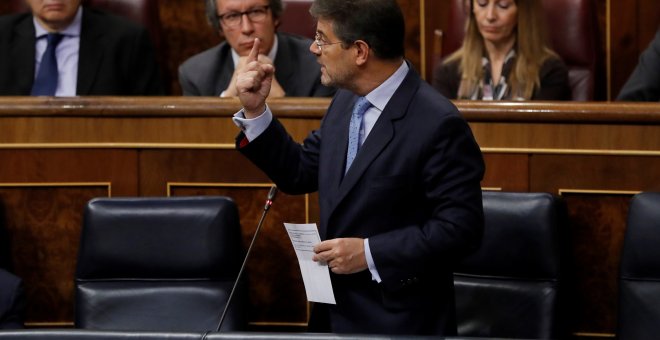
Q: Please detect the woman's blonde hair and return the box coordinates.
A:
[444,0,558,99]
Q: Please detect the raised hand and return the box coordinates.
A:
[236,38,275,118]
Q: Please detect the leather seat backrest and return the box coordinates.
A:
[618,192,660,339]
[454,191,568,338]
[75,196,246,332]
[279,0,315,39]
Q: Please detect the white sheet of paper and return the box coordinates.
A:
[284,223,336,304]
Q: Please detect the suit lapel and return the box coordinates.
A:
[321,95,354,226]
[11,16,36,94]
[330,68,420,215]
[214,43,234,96]
[77,8,104,95]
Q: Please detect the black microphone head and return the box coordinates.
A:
[264,186,278,211]
[267,186,278,201]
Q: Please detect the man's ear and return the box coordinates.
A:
[354,40,370,66]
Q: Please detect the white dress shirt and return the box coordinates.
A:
[33,6,82,97]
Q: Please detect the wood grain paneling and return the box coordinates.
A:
[0,185,109,325]
[561,193,630,334]
[481,153,529,192]
[0,149,137,325]
[530,154,660,335]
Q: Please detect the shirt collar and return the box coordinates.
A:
[231,34,279,68]
[364,60,409,112]
[33,6,82,38]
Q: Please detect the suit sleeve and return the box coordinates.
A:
[369,115,485,292]
[236,117,321,195]
[534,57,571,100]
[178,64,201,96]
[0,271,25,329]
[432,60,460,99]
[617,29,660,101]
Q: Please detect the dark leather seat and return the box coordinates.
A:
[279,0,315,39]
[433,0,600,101]
[618,192,660,340]
[454,191,568,339]
[75,196,246,332]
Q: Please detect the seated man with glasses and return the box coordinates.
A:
[179,0,335,97]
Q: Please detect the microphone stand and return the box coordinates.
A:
[215,185,278,332]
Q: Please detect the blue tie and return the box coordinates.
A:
[345,97,371,173]
[31,33,64,96]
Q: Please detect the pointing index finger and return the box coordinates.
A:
[247,38,260,62]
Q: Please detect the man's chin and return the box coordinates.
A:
[320,74,333,87]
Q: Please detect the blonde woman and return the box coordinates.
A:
[432,0,571,100]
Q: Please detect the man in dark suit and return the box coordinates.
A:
[0,0,164,96]
[233,0,484,335]
[178,0,334,97]
[617,28,660,101]
[0,269,25,329]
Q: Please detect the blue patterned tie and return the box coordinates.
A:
[31,33,64,96]
[345,97,371,173]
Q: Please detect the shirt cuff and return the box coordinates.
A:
[232,105,273,142]
[364,238,382,283]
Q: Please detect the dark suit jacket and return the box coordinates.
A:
[0,269,24,329]
[433,56,571,100]
[178,33,335,97]
[0,7,164,96]
[617,29,660,101]
[238,67,485,335]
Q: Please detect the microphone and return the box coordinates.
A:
[215,185,278,332]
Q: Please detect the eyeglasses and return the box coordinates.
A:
[218,5,270,28]
[314,32,343,52]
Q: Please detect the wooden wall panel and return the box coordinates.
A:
[0,186,109,325]
[529,154,660,336]
[138,149,268,196]
[561,193,630,335]
[0,149,138,325]
[481,153,529,192]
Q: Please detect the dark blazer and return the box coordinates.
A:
[238,67,485,335]
[0,7,164,96]
[433,56,571,100]
[0,269,24,329]
[617,29,660,101]
[178,33,335,97]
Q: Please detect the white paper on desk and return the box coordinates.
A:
[284,223,336,304]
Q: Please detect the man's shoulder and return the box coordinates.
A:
[179,42,230,75]
[401,70,461,121]
[0,269,21,290]
[0,13,31,34]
